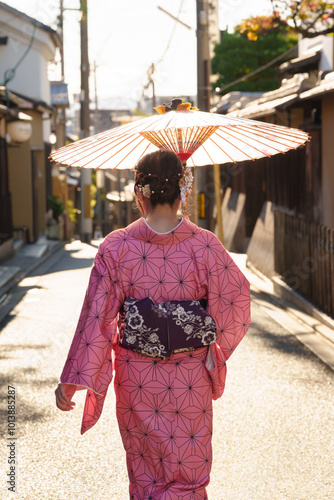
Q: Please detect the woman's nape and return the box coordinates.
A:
[136,190,181,234]
[134,150,184,233]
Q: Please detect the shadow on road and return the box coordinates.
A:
[0,246,95,326]
[250,315,334,375]
[0,343,49,360]
[0,368,59,436]
[33,247,94,276]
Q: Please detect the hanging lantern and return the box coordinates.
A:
[7,119,32,143]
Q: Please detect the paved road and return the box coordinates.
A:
[0,241,333,500]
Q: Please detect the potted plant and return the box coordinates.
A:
[46,195,65,239]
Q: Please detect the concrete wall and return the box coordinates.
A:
[219,187,247,252]
[299,35,334,72]
[322,93,334,228]
[0,7,56,103]
[247,201,277,278]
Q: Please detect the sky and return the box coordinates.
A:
[2,0,272,109]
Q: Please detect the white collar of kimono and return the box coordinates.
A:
[143,216,184,235]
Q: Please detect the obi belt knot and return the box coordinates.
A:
[119,297,217,358]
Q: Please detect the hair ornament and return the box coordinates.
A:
[179,164,193,208]
[142,184,151,198]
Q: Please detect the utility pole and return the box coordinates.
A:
[93,61,98,113]
[56,0,66,148]
[59,0,65,82]
[196,0,212,230]
[93,60,104,238]
[79,0,92,242]
[196,0,211,112]
[146,63,156,110]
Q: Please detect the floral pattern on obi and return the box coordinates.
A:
[120,296,217,358]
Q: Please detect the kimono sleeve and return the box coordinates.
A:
[59,246,124,434]
[205,236,251,400]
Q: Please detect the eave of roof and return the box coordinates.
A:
[0,86,53,113]
[299,72,334,100]
[0,1,62,48]
[228,93,299,119]
[279,50,321,73]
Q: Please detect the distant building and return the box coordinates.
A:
[0,1,62,256]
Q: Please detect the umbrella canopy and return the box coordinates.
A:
[50,108,309,170]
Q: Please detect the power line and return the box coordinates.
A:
[216,44,297,94]
[156,1,186,67]
[142,1,187,104]
[2,23,37,87]
[2,0,41,88]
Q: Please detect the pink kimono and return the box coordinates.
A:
[59,216,251,499]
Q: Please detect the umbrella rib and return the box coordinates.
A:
[200,143,216,165]
[161,129,176,151]
[219,113,295,132]
[215,128,286,155]
[230,121,308,142]
[238,120,308,136]
[228,127,300,151]
[130,142,156,168]
[51,133,118,161]
[233,124,308,145]
[74,135,145,169]
[53,126,151,162]
[51,124,136,157]
[51,113,167,162]
[206,136,237,163]
[52,133,135,163]
[212,130,263,159]
[111,137,149,170]
[56,132,147,166]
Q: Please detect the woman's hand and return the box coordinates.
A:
[55,383,77,411]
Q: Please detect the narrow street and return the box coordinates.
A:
[0,241,333,500]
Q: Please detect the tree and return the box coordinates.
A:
[212,26,297,94]
[240,1,334,39]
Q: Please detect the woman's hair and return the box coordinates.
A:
[134,150,183,209]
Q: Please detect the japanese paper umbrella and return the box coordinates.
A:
[50,99,309,240]
[50,99,309,170]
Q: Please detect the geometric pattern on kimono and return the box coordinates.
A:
[59,216,251,434]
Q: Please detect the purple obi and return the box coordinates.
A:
[119,297,217,359]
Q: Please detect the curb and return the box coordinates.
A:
[246,261,334,348]
[0,241,65,301]
[272,276,334,345]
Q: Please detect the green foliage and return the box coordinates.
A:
[212,29,297,94]
[90,184,97,219]
[47,195,65,222]
[270,1,334,38]
[66,199,78,224]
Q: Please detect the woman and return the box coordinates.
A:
[55,150,251,499]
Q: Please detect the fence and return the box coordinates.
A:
[274,208,334,318]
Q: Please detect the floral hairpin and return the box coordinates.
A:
[142,184,151,198]
[179,164,193,207]
[136,184,151,198]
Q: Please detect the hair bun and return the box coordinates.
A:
[134,151,183,209]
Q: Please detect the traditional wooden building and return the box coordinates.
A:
[0,2,64,258]
[216,35,334,317]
